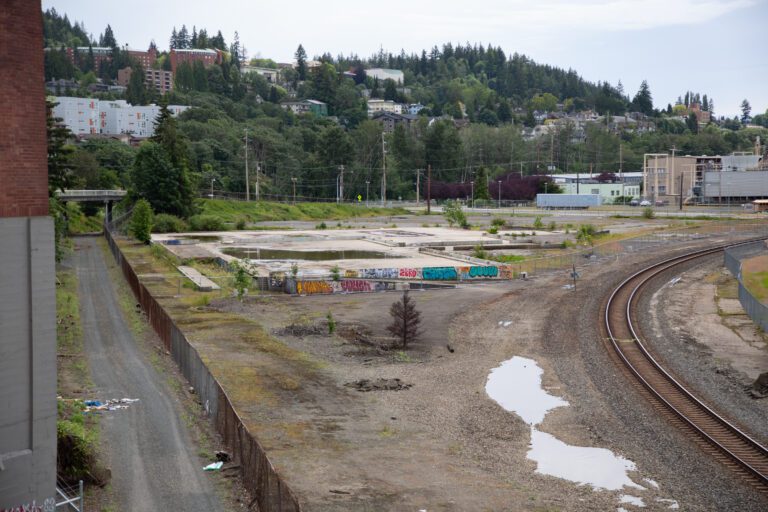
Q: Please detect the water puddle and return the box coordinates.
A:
[486,356,679,508]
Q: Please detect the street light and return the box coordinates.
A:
[470,181,474,209]
[497,180,502,209]
[209,177,216,199]
[365,180,370,207]
[291,177,297,205]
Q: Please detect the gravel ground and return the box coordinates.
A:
[540,244,768,511]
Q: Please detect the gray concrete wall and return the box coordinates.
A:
[0,217,56,509]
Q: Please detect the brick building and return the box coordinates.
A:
[170,48,222,73]
[1,1,58,509]
[118,66,174,94]
[126,45,158,68]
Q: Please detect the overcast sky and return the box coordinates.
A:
[43,0,767,118]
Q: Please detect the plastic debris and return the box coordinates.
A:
[203,461,223,471]
[83,398,140,412]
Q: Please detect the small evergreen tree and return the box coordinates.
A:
[295,44,307,81]
[387,291,422,348]
[232,264,250,300]
[129,199,153,244]
[46,99,75,195]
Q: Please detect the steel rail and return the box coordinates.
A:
[604,238,768,486]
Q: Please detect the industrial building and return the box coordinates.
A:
[644,150,765,203]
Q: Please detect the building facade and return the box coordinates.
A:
[280,99,327,116]
[52,97,189,138]
[118,67,174,94]
[170,48,221,73]
[241,66,280,83]
[366,68,404,84]
[1,1,57,509]
[367,99,404,117]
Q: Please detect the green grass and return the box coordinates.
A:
[66,203,103,234]
[744,271,768,302]
[490,254,527,263]
[196,199,409,223]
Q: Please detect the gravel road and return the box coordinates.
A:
[74,237,221,511]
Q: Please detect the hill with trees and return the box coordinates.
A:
[43,9,767,205]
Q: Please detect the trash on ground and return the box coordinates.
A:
[668,276,681,286]
[215,451,231,463]
[203,461,223,471]
[83,398,140,412]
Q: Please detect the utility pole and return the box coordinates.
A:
[381,132,387,206]
[291,177,297,205]
[255,161,260,201]
[679,174,684,211]
[416,169,420,207]
[497,180,501,209]
[244,128,249,201]
[365,180,370,207]
[670,145,677,210]
[519,161,523,178]
[338,164,345,204]
[427,164,432,214]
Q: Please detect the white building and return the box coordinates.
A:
[561,182,641,203]
[52,97,189,138]
[241,66,280,83]
[367,98,403,117]
[367,68,404,84]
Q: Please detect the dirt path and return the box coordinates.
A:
[74,237,221,511]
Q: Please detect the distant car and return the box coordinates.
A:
[639,200,652,207]
[629,199,640,207]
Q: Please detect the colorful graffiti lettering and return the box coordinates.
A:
[468,266,498,278]
[296,280,334,295]
[343,269,359,278]
[373,281,397,292]
[340,279,372,292]
[269,272,286,290]
[422,267,458,281]
[398,268,420,279]
[499,265,514,279]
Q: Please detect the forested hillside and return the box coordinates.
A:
[43,9,767,204]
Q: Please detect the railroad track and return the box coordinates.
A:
[603,240,768,489]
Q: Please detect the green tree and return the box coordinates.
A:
[309,63,338,106]
[47,99,75,195]
[631,80,653,115]
[129,199,153,244]
[99,24,117,48]
[384,79,397,101]
[130,142,192,217]
[295,44,307,81]
[741,99,752,124]
[443,200,468,228]
[232,263,250,300]
[126,65,148,105]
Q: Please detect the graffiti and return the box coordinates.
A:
[269,272,286,290]
[343,270,359,278]
[359,268,399,280]
[468,266,499,278]
[1,498,55,512]
[422,267,458,281]
[373,281,397,292]
[296,280,335,295]
[398,268,420,279]
[340,279,372,292]
[499,265,514,279]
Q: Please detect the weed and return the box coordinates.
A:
[491,217,506,227]
[330,265,341,281]
[473,245,488,259]
[326,311,336,334]
[642,207,655,219]
[547,221,556,231]
[488,226,498,235]
[393,350,412,363]
[316,221,327,230]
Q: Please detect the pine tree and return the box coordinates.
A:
[191,26,198,48]
[741,99,752,124]
[631,80,653,116]
[126,64,148,105]
[295,44,307,81]
[169,27,178,50]
[129,199,154,244]
[178,25,190,49]
[46,99,75,195]
[100,24,116,48]
[387,291,422,348]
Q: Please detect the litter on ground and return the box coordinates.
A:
[84,398,140,412]
[203,461,223,471]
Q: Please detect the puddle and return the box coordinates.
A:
[618,494,645,507]
[486,356,652,495]
[221,247,404,261]
[175,235,221,242]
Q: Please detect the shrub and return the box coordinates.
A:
[231,263,250,300]
[491,217,506,227]
[443,200,468,229]
[642,207,655,219]
[533,216,544,230]
[387,291,422,348]
[188,214,226,231]
[129,199,153,243]
[316,221,327,230]
[235,217,247,230]
[326,311,336,334]
[576,224,597,245]
[473,244,488,259]
[488,226,498,235]
[547,221,556,231]
[330,265,341,281]
[152,213,187,233]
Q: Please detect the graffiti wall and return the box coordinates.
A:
[292,279,400,295]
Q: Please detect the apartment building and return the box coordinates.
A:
[117,67,174,94]
[170,48,222,73]
[367,98,404,117]
[52,97,189,138]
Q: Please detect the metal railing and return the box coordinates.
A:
[56,476,83,511]
[724,240,768,332]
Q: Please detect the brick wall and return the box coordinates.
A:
[0,0,50,217]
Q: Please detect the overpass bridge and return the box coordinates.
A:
[56,189,127,222]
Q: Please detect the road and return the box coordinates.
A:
[74,237,221,511]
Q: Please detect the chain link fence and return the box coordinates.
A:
[724,240,768,333]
